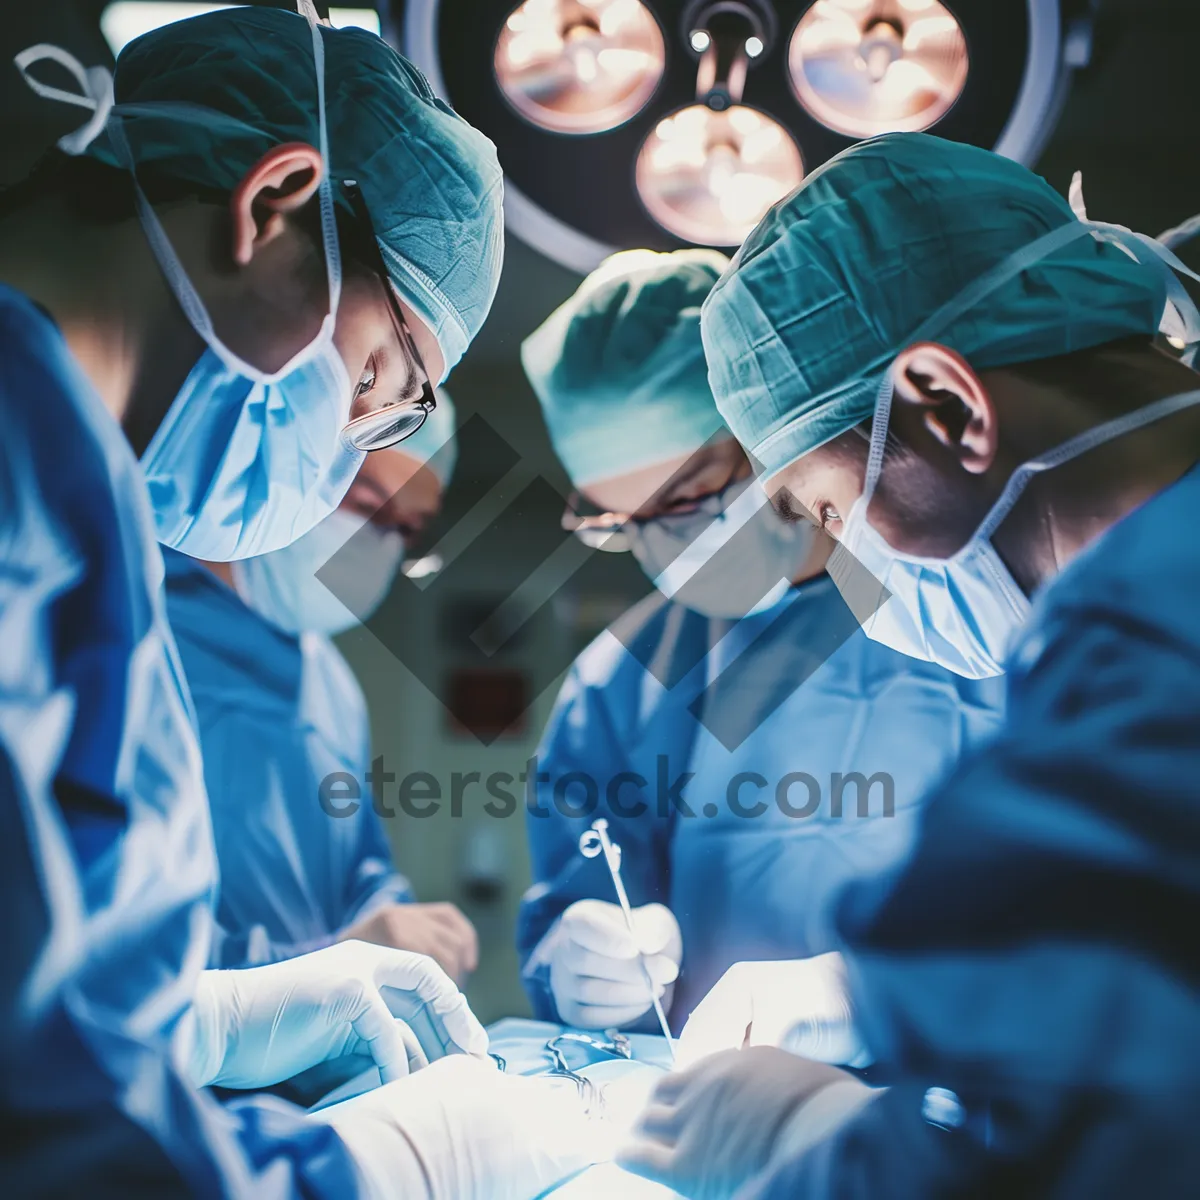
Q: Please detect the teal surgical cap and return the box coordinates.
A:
[395,388,458,486]
[703,133,1169,478]
[90,6,503,378]
[522,249,731,487]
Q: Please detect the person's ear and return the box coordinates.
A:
[229,143,324,267]
[892,342,997,475]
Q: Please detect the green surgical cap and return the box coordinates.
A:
[522,249,731,487]
[703,133,1169,477]
[91,6,503,378]
[395,388,457,486]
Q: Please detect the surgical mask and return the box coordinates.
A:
[829,186,1200,678]
[631,476,815,619]
[829,387,1035,678]
[232,507,406,636]
[17,11,365,563]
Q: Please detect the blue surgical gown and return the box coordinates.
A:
[744,462,1200,1199]
[518,575,1005,1027]
[163,550,412,969]
[0,285,358,1195]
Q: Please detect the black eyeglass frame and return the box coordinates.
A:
[339,179,437,452]
[560,471,750,552]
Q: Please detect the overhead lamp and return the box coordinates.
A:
[634,3,801,246]
[403,1,1092,272]
[493,0,666,135]
[787,0,969,139]
[636,104,803,245]
[633,1,801,246]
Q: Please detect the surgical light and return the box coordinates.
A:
[633,2,793,245]
[635,103,803,246]
[787,0,969,138]
[404,1,1088,273]
[493,0,666,134]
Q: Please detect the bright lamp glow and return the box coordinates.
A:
[101,3,380,57]
[635,104,804,246]
[494,0,665,135]
[787,0,968,138]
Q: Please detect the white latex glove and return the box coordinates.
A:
[675,953,869,1070]
[312,1054,602,1200]
[186,940,487,1090]
[618,1046,874,1200]
[546,900,682,1029]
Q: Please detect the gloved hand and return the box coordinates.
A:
[617,1046,874,1200]
[312,1053,601,1200]
[675,953,869,1069]
[339,902,480,985]
[547,900,682,1029]
[186,940,487,1090]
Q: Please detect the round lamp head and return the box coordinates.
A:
[494,0,666,134]
[788,0,969,139]
[635,104,804,246]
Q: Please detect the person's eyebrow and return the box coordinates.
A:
[387,330,422,407]
[773,488,804,524]
[658,456,712,496]
[655,446,750,508]
[626,457,714,518]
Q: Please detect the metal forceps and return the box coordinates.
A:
[578,818,676,1061]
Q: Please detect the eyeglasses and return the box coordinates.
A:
[560,492,637,551]
[561,476,749,553]
[339,181,437,452]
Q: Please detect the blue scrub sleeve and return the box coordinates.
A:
[209,922,338,969]
[737,1086,986,1200]
[517,658,676,1022]
[0,286,368,1195]
[0,725,360,1198]
[207,825,414,969]
[745,609,1200,1197]
[340,816,417,926]
[338,663,416,926]
[741,1081,1200,1199]
[205,675,413,968]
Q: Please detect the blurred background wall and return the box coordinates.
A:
[3,0,1198,1022]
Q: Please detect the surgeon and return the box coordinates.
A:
[517,249,1004,1043]
[167,393,478,984]
[0,7,591,1199]
[618,134,1200,1198]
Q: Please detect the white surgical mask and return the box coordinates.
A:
[232,507,406,637]
[829,194,1200,678]
[828,374,1032,679]
[631,475,815,619]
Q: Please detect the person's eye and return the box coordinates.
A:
[355,356,378,401]
[817,501,841,530]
